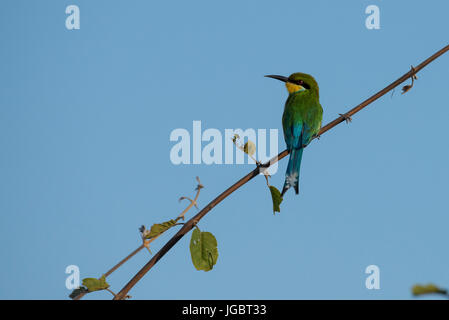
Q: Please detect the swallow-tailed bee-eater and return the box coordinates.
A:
[265,73,323,196]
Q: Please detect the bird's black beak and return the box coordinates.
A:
[264,75,289,83]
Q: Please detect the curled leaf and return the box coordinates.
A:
[412,283,447,296]
[243,141,256,156]
[145,219,178,239]
[82,275,109,292]
[190,228,218,271]
[269,186,283,214]
[401,84,412,94]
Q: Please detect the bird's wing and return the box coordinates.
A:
[289,121,316,150]
[289,122,304,150]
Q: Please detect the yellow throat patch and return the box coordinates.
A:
[285,82,305,94]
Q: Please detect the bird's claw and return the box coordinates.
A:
[339,113,352,124]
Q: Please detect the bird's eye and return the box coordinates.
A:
[295,79,310,89]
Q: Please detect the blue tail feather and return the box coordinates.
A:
[281,148,304,196]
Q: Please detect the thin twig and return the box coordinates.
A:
[104,244,145,277]
[110,44,449,300]
[105,288,117,298]
[73,179,202,300]
[72,243,145,300]
[176,177,203,221]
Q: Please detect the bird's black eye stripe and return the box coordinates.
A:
[295,80,310,89]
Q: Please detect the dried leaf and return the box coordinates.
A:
[243,141,256,156]
[402,84,412,94]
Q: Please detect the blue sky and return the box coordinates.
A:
[1,0,449,299]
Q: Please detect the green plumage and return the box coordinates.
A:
[280,73,323,196]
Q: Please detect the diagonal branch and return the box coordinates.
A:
[112,44,449,300]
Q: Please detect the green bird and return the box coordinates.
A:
[265,73,323,196]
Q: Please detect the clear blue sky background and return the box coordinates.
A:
[1,0,448,300]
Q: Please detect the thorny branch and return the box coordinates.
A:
[111,44,449,300]
[74,44,449,300]
[72,177,204,300]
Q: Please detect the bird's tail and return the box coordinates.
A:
[281,148,304,196]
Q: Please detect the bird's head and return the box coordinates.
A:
[265,72,319,96]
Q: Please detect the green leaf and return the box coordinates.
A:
[146,219,178,239]
[190,228,219,271]
[243,141,256,156]
[269,186,283,213]
[412,284,447,296]
[82,275,109,292]
[69,286,88,299]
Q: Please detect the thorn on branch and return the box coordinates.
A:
[402,65,418,94]
[257,161,270,168]
[195,176,204,191]
[339,113,352,124]
[143,239,152,254]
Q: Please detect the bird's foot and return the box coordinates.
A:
[339,113,352,124]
